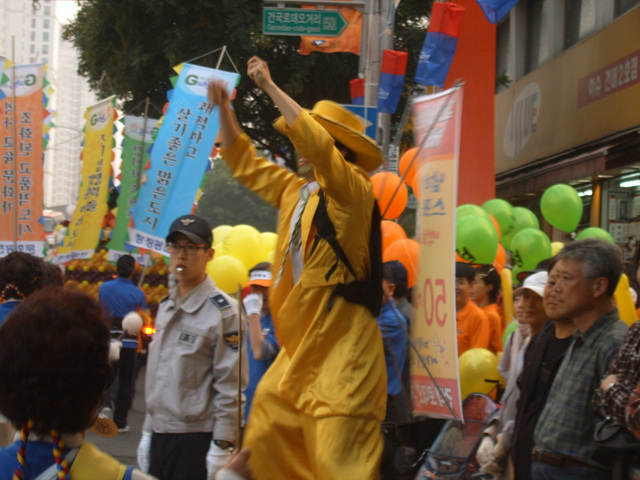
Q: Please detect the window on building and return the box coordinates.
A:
[44,6,50,15]
[525,0,552,73]
[565,0,597,49]
[31,18,36,28]
[616,0,640,15]
[42,58,48,65]
[30,44,35,54]
[43,32,49,41]
[42,45,49,54]
[31,31,35,41]
[43,19,49,29]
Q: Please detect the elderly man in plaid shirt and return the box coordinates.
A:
[531,239,628,480]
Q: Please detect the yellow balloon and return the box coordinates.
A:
[260,232,278,257]
[212,225,233,246]
[551,241,565,257]
[224,225,264,270]
[213,241,229,259]
[263,249,275,264]
[458,348,500,400]
[614,273,638,327]
[206,255,248,295]
[500,268,514,328]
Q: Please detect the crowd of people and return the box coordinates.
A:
[3,55,640,480]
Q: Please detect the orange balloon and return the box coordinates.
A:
[399,147,420,187]
[383,238,420,288]
[371,171,408,220]
[381,220,407,253]
[456,252,469,263]
[489,214,502,240]
[493,243,507,274]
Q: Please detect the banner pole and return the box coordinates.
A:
[11,37,18,251]
[215,46,227,70]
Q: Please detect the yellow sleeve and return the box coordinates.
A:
[284,110,372,206]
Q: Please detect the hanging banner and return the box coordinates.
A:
[107,115,158,264]
[476,0,521,24]
[0,63,45,257]
[299,1,362,55]
[378,50,408,114]
[411,85,463,420]
[128,64,239,255]
[55,97,116,263]
[415,2,465,88]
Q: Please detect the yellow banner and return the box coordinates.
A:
[0,63,45,257]
[55,97,115,263]
[411,86,463,420]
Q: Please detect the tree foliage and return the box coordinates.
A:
[64,0,432,168]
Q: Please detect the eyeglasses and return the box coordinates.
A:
[167,243,208,255]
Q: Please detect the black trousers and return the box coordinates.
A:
[149,432,212,480]
[113,347,136,428]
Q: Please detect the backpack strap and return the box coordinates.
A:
[310,189,383,317]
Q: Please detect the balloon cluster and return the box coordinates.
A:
[455,183,613,284]
[206,224,277,294]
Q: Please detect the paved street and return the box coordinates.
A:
[88,367,147,467]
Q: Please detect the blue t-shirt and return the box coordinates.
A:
[245,312,279,421]
[0,301,20,328]
[377,300,408,396]
[98,277,147,321]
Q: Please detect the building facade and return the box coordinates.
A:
[495,0,640,264]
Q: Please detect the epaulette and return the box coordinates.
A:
[210,293,231,311]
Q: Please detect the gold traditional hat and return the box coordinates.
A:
[273,100,384,172]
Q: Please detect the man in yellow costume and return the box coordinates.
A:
[208,56,387,479]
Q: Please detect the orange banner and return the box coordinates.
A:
[299,3,362,55]
[0,63,45,257]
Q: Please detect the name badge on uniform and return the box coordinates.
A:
[177,331,197,349]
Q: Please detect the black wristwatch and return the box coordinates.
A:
[214,439,234,450]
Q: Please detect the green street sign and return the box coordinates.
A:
[263,7,347,37]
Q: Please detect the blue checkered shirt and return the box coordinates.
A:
[533,308,628,467]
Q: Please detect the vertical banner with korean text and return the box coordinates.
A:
[55,97,116,263]
[107,115,158,264]
[411,86,463,420]
[0,63,45,257]
[128,64,238,255]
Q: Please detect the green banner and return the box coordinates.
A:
[107,115,158,265]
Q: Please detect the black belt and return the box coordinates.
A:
[531,448,602,471]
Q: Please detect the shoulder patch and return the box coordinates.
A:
[223,331,240,352]
[210,293,231,310]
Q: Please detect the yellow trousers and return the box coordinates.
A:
[244,355,383,479]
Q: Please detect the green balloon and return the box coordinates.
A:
[510,228,552,272]
[482,199,515,238]
[503,320,517,347]
[457,204,490,220]
[540,184,583,233]
[456,215,499,264]
[501,207,540,250]
[575,227,614,244]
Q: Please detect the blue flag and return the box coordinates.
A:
[476,0,521,24]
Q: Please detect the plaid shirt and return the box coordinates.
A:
[593,321,640,426]
[533,309,628,466]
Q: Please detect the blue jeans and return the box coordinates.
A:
[531,461,611,480]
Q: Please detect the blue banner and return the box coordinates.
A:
[476,0,520,24]
[128,64,238,254]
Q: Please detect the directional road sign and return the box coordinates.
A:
[263,7,347,37]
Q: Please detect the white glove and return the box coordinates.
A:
[207,442,232,479]
[242,293,263,317]
[109,340,122,363]
[475,435,496,467]
[137,431,152,472]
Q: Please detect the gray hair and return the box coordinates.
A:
[555,238,622,297]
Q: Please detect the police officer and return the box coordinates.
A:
[137,214,247,480]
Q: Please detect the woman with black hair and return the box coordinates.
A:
[471,264,504,354]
